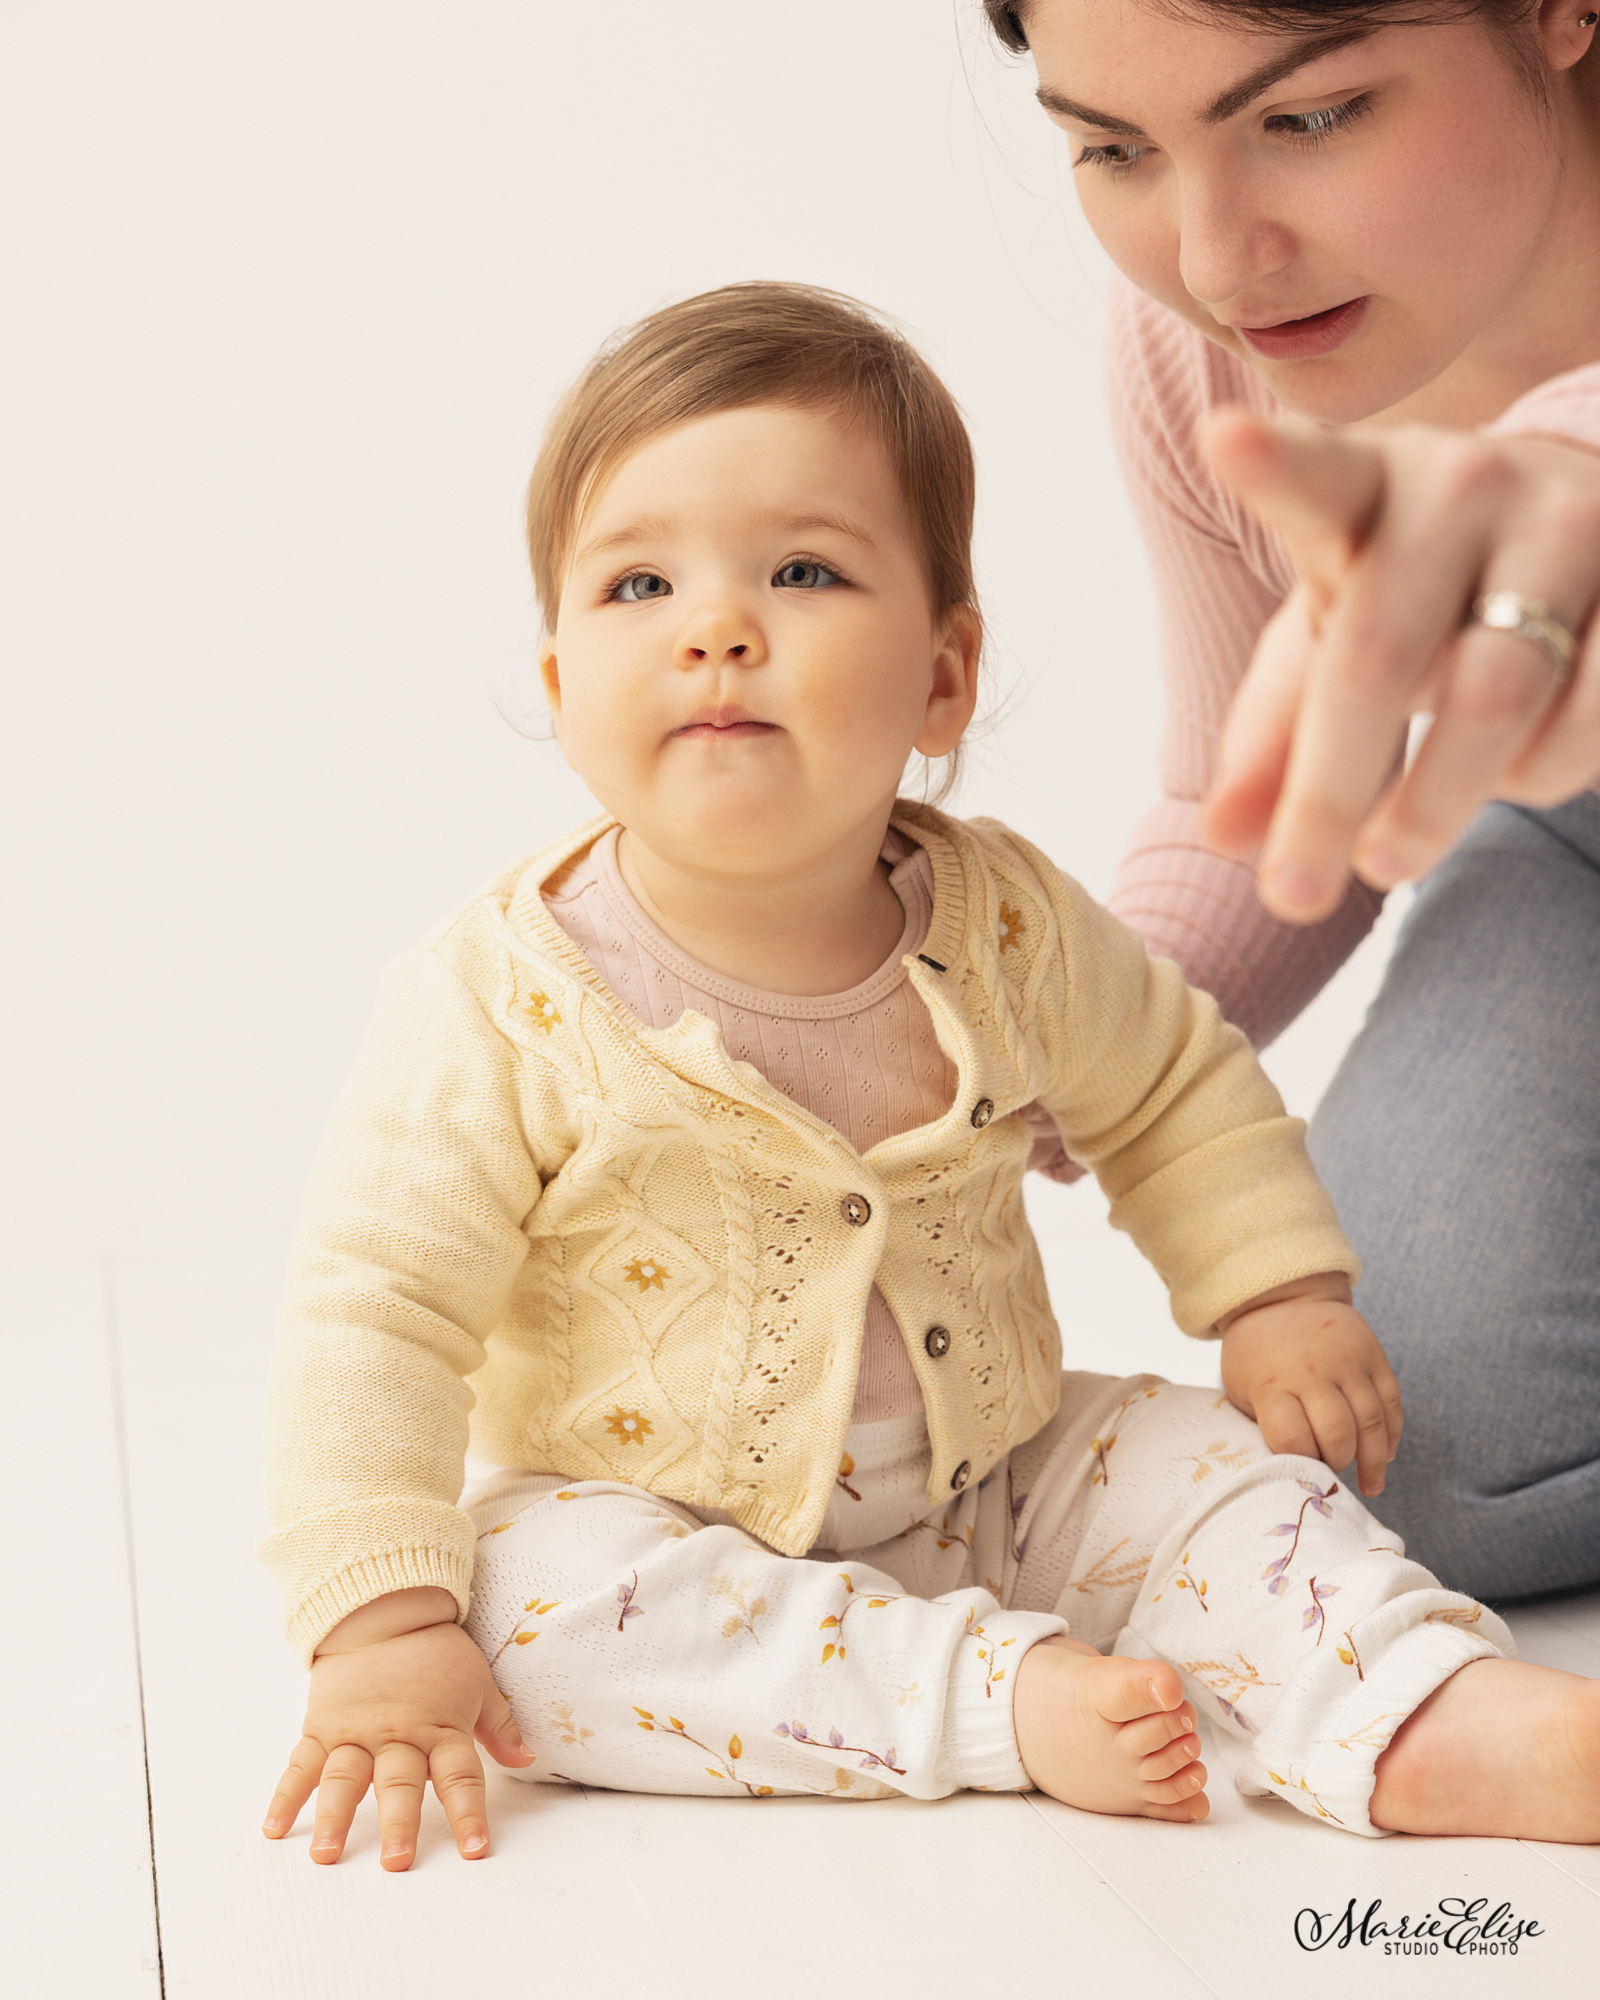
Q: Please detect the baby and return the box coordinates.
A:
[260,282,1600,1870]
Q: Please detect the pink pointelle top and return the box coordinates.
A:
[1104,275,1600,1046]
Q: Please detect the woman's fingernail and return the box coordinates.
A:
[1356,849,1406,886]
[262,1816,281,1833]
[1266,863,1326,911]
[383,1840,408,1859]
[464,1832,488,1854]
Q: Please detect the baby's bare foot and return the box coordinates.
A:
[1371,1658,1600,1841]
[1013,1636,1207,1822]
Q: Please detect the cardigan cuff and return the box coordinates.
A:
[281,1543,476,1669]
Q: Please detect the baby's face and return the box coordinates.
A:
[541,402,977,886]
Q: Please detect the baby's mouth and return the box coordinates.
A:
[673,705,778,739]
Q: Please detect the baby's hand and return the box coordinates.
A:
[1219,1275,1403,1498]
[262,1587,534,1870]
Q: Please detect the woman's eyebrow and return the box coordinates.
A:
[1035,28,1374,135]
[1203,28,1374,123]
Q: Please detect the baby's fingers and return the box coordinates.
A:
[373,1741,431,1872]
[310,1743,374,1865]
[1337,1377,1397,1499]
[262,1735,325,1840]
[1298,1385,1362,1486]
[475,1680,535,1771]
[431,1731,493,1860]
[1252,1389,1319,1463]
[1375,1356,1405,1457]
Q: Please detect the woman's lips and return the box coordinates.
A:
[1235,296,1370,360]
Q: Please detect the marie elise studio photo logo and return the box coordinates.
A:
[1293,1895,1544,1956]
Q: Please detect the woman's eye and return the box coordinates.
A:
[1268,95,1373,146]
[613,570,672,602]
[1075,140,1146,176]
[773,559,841,590]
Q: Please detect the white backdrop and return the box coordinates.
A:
[2,2,1397,1371]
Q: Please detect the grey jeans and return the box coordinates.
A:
[1308,794,1600,1602]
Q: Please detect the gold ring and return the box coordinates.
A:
[1469,590,1579,683]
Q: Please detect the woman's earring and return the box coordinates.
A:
[1583,11,1599,25]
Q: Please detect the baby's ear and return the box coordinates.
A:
[915,604,982,757]
[538,639,562,727]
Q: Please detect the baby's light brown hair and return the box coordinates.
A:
[526,281,981,646]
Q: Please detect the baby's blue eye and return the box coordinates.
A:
[773,559,840,590]
[614,571,671,602]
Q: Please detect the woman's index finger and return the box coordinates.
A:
[1205,409,1386,597]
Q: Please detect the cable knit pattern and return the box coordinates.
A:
[262,803,1358,1663]
[1103,274,1600,1046]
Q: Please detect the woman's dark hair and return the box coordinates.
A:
[982,0,1539,50]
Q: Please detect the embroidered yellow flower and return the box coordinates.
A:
[624,1257,669,1292]
[997,902,1025,953]
[525,990,561,1032]
[605,1407,654,1446]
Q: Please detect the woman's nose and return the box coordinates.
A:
[1176,174,1295,310]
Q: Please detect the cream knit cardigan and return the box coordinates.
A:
[262,804,1357,1663]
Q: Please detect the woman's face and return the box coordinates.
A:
[1022,4,1579,422]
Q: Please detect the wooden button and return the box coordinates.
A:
[840,1193,872,1227]
[971,1098,995,1129]
[924,1325,951,1360]
[950,1460,972,1491]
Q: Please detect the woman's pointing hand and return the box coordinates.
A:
[1200,409,1600,921]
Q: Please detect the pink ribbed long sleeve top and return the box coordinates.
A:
[1104,275,1600,1046]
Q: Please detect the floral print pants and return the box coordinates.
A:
[464,1371,1508,1834]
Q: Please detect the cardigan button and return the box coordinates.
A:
[840,1193,872,1227]
[950,1460,972,1491]
[924,1325,951,1360]
[970,1098,995,1129]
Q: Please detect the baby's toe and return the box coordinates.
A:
[1119,1705,1197,1757]
[1139,1733,1203,1783]
[1141,1791,1210,1824]
[1090,1657,1187,1726]
[1143,1760,1208,1807]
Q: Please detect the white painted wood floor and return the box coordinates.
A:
[8,1254,1599,1998]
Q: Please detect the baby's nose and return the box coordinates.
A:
[688,641,748,660]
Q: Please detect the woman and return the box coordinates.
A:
[982,0,1600,1600]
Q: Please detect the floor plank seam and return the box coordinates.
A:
[1517,1838,1600,1901]
[1017,1792,1225,1997]
[103,1255,168,2000]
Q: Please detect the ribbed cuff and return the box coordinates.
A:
[284,1544,476,1668]
[942,1611,1069,1793]
[1247,1617,1508,1839]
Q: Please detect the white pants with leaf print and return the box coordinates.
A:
[464,1371,1510,1834]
